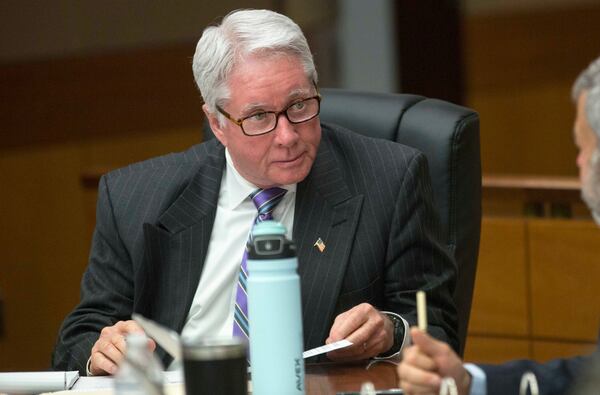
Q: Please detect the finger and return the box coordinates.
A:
[326,338,364,360]
[341,304,384,342]
[146,338,157,351]
[103,343,126,368]
[326,341,369,360]
[327,338,383,361]
[108,332,128,355]
[398,377,439,395]
[328,307,367,342]
[410,328,449,358]
[402,345,437,371]
[333,311,390,359]
[116,320,145,334]
[97,321,135,343]
[113,331,156,353]
[95,329,127,362]
[345,312,389,353]
[90,351,118,376]
[114,320,156,350]
[397,362,441,389]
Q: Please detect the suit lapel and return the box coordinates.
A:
[294,133,363,349]
[137,141,225,338]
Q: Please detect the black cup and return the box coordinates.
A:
[182,337,247,395]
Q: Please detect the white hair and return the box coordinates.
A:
[582,150,600,217]
[192,9,318,124]
[573,57,600,218]
[586,86,600,144]
[572,57,600,143]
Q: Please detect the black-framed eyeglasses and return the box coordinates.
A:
[216,94,322,136]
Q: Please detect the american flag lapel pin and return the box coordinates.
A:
[314,237,326,253]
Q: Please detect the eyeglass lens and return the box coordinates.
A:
[242,97,319,135]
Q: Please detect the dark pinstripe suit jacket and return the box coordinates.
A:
[52,123,458,374]
[481,349,598,395]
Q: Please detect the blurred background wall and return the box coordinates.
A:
[1,0,599,371]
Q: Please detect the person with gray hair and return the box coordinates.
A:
[573,59,600,224]
[52,8,458,376]
[397,56,600,395]
[192,9,318,119]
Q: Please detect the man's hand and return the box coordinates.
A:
[89,320,156,376]
[397,328,471,395]
[325,303,394,361]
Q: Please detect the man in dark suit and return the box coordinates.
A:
[397,56,600,395]
[52,9,457,376]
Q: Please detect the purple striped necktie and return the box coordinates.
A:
[233,187,287,340]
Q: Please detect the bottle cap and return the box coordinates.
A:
[248,220,296,260]
[251,220,286,237]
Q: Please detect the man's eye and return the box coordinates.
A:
[290,101,306,111]
[249,112,267,121]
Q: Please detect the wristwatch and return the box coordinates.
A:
[378,312,405,358]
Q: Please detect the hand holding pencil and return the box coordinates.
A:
[397,291,472,395]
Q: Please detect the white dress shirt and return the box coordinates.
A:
[171,149,296,369]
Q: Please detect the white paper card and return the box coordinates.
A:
[302,339,353,359]
[0,371,79,394]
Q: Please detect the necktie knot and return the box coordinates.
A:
[250,187,287,221]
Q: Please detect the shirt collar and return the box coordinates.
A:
[224,148,296,209]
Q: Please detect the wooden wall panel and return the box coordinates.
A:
[82,127,201,170]
[528,219,600,341]
[464,336,530,364]
[468,82,578,176]
[0,143,89,371]
[470,214,600,363]
[0,45,204,150]
[465,5,600,176]
[465,6,600,92]
[533,340,598,363]
[469,218,529,336]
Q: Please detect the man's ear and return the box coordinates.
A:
[203,104,228,147]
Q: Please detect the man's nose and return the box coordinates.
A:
[273,113,299,145]
[576,152,584,169]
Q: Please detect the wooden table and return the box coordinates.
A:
[305,361,400,394]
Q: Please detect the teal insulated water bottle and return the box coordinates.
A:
[247,220,305,395]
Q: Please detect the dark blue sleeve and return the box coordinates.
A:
[480,352,595,395]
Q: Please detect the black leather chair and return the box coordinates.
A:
[318,89,481,356]
[204,88,481,356]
